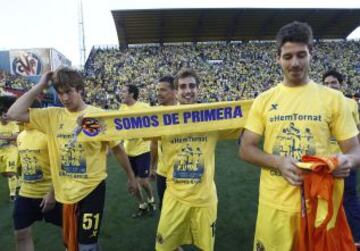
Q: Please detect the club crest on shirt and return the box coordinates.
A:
[81,118,105,137]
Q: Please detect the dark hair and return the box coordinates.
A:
[0,95,16,114]
[126,84,139,100]
[174,68,200,88]
[30,99,42,108]
[159,76,175,90]
[276,21,313,55]
[322,69,344,84]
[53,67,84,93]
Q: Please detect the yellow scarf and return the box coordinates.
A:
[78,100,253,142]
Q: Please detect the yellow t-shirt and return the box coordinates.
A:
[245,82,358,212]
[0,121,19,148]
[329,97,360,153]
[119,102,150,156]
[157,103,179,176]
[161,130,240,207]
[349,98,360,125]
[29,105,118,204]
[17,128,52,198]
[156,140,166,176]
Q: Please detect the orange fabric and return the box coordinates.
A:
[296,156,355,251]
[63,204,78,251]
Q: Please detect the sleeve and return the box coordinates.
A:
[351,100,360,126]
[331,93,359,141]
[29,108,52,134]
[244,97,265,136]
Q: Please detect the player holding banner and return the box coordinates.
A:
[155,69,240,251]
[7,67,138,251]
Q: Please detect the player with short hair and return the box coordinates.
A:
[7,68,138,251]
[13,99,62,251]
[239,21,360,250]
[155,68,239,251]
[150,76,177,211]
[120,84,156,218]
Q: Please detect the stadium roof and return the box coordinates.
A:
[112,8,360,47]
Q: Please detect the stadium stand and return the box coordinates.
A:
[0,70,33,94]
[83,8,360,109]
[84,40,360,109]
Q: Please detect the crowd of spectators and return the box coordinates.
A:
[0,70,33,95]
[85,40,359,109]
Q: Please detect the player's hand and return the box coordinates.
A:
[277,156,303,186]
[38,71,54,89]
[128,177,139,195]
[332,154,352,178]
[40,190,56,213]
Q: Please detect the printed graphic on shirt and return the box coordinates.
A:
[59,140,87,178]
[173,143,204,184]
[272,122,316,161]
[19,150,43,182]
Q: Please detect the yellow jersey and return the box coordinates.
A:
[29,105,118,204]
[119,102,150,156]
[17,127,52,198]
[329,97,360,153]
[156,140,166,176]
[161,130,240,207]
[348,98,360,126]
[245,81,358,212]
[157,103,179,176]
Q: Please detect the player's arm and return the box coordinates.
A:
[7,72,53,122]
[333,136,360,177]
[239,129,303,186]
[110,143,138,194]
[150,139,158,179]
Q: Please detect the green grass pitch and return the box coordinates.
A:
[1,140,359,250]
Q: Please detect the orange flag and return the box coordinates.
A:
[296,156,355,251]
[63,204,79,251]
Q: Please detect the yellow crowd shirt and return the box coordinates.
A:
[0,121,19,148]
[245,82,358,212]
[162,130,239,207]
[17,127,52,198]
[119,102,150,156]
[30,106,118,204]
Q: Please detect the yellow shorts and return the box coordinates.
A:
[0,147,18,174]
[155,192,217,251]
[253,202,300,251]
